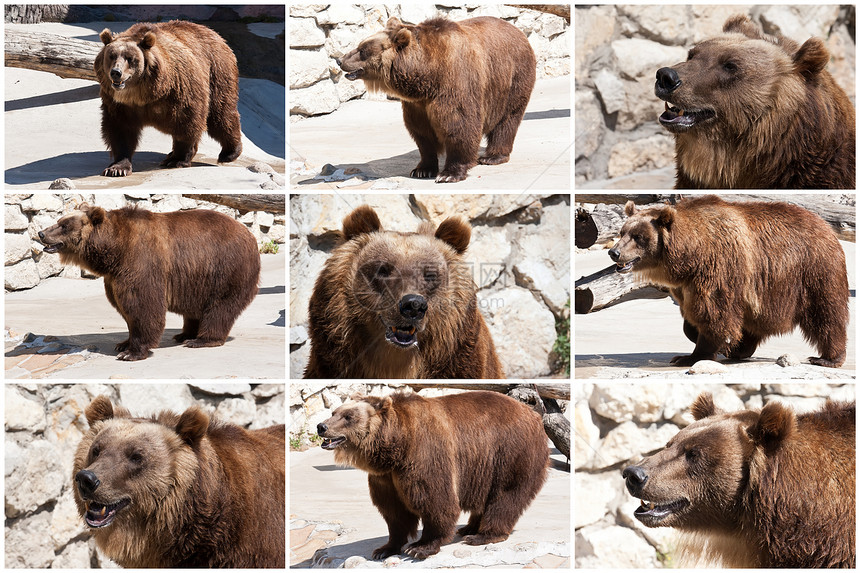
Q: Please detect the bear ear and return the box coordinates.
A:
[655,207,675,228]
[748,401,796,446]
[722,15,764,40]
[99,28,114,45]
[793,37,829,79]
[364,395,393,414]
[175,407,209,448]
[141,31,156,50]
[393,28,412,49]
[624,201,636,217]
[435,217,471,254]
[85,396,115,425]
[342,205,382,241]
[78,203,106,226]
[690,393,719,420]
[384,17,404,31]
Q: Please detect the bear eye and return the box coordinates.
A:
[91,445,101,459]
[375,263,393,279]
[129,452,144,464]
[685,448,700,462]
[424,268,439,284]
[687,49,694,61]
[723,61,738,72]
[343,413,353,422]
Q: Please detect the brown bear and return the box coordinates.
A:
[622,393,855,568]
[94,21,242,177]
[317,391,548,559]
[338,17,536,183]
[73,395,285,567]
[304,205,503,378]
[37,203,260,360]
[655,15,855,189]
[608,196,849,367]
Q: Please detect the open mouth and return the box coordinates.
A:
[320,436,346,450]
[43,242,63,254]
[344,69,364,81]
[633,498,689,524]
[659,102,716,131]
[111,80,126,90]
[84,498,130,528]
[385,325,418,347]
[615,257,641,274]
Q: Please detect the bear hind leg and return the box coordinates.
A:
[670,332,720,367]
[173,317,200,343]
[800,305,847,368]
[161,140,199,168]
[479,113,523,166]
[208,110,243,163]
[457,513,482,537]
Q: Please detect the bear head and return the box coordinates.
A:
[654,14,829,137]
[608,200,673,275]
[621,393,797,534]
[316,395,393,472]
[338,17,417,93]
[330,204,474,351]
[38,203,106,260]
[72,396,207,531]
[95,26,158,96]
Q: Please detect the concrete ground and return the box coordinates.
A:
[5,22,285,190]
[290,76,570,190]
[4,252,285,379]
[575,242,856,378]
[290,445,570,568]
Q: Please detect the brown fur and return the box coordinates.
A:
[37,203,260,360]
[655,15,855,189]
[608,195,849,367]
[72,396,285,567]
[317,391,548,559]
[623,393,856,568]
[304,205,503,378]
[338,17,536,183]
[94,21,242,177]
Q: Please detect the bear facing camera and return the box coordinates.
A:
[622,393,855,568]
[338,16,536,183]
[73,395,286,567]
[94,21,243,177]
[37,203,260,360]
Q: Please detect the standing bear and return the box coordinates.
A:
[655,15,855,188]
[304,205,503,378]
[73,396,285,567]
[609,196,849,367]
[38,203,260,360]
[317,391,548,559]
[622,393,855,567]
[338,17,536,183]
[94,21,243,176]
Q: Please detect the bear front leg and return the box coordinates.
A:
[100,104,142,177]
[108,279,166,361]
[368,474,419,560]
[161,140,199,168]
[402,102,440,178]
[670,332,720,367]
[480,109,527,166]
[434,108,481,183]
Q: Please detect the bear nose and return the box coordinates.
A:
[109,68,122,81]
[75,469,101,497]
[656,67,682,93]
[622,465,648,493]
[317,422,327,435]
[38,231,45,241]
[608,247,620,262]
[399,294,427,321]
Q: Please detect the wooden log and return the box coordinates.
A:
[5,29,100,81]
[575,263,667,314]
[187,194,286,214]
[507,4,570,21]
[405,383,569,401]
[575,208,598,248]
[720,194,855,241]
[543,413,570,459]
[575,194,679,206]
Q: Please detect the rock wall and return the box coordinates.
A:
[290,4,570,117]
[4,383,285,568]
[575,382,855,568]
[289,194,570,379]
[5,194,287,291]
[575,5,856,185]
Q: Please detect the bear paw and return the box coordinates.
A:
[411,166,438,179]
[371,543,403,560]
[116,349,149,361]
[478,154,510,166]
[670,354,716,367]
[435,172,467,183]
[462,533,509,546]
[102,159,132,177]
[404,540,441,560]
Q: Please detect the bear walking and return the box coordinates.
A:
[655,15,855,189]
[622,393,855,567]
[317,391,548,559]
[609,196,849,367]
[94,21,242,176]
[38,203,260,360]
[338,17,536,183]
[304,205,502,378]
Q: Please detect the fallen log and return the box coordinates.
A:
[187,194,286,214]
[5,29,100,81]
[575,264,667,314]
[405,383,569,401]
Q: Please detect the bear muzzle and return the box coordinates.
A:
[655,67,716,132]
[75,469,131,528]
[37,230,64,253]
[622,465,690,526]
[608,247,640,274]
[316,423,347,450]
[109,68,128,89]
